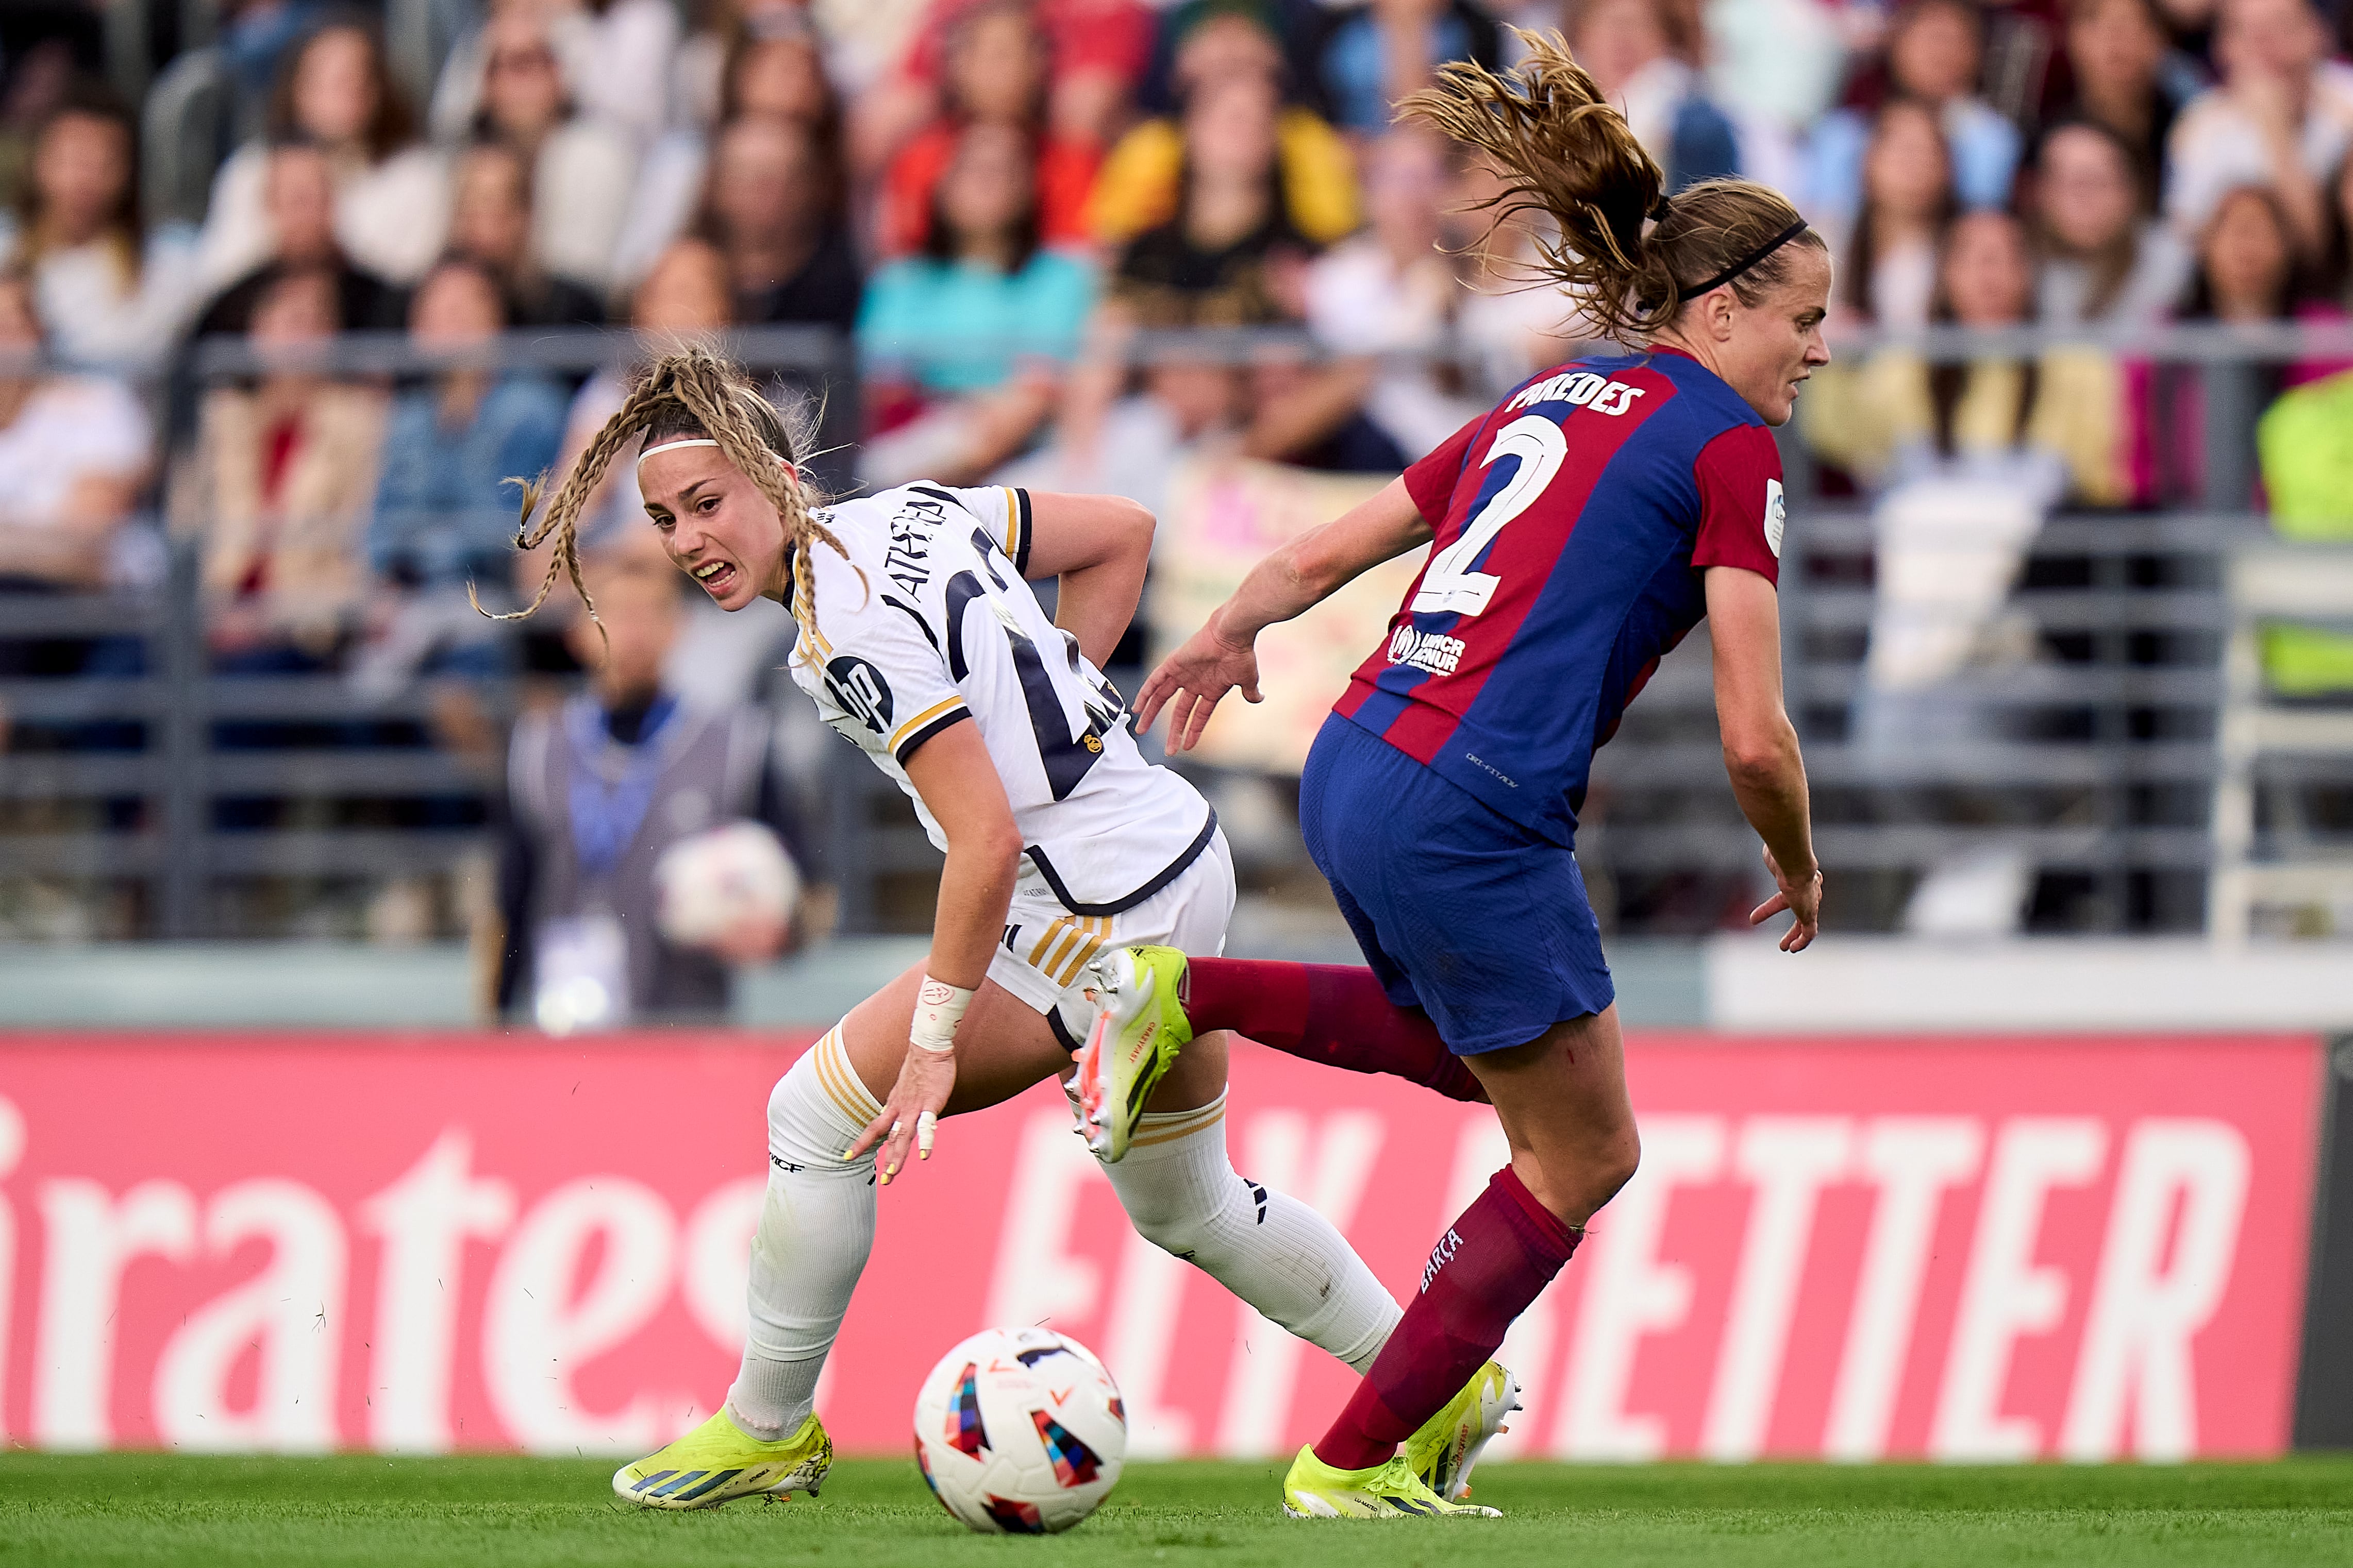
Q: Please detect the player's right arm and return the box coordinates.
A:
[945,486,1153,669]
[1021,491,1155,670]
[1136,477,1432,752]
[1707,565,1821,952]
[846,718,1023,1181]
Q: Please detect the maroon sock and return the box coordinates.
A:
[1181,957,1487,1103]
[1313,1167,1581,1471]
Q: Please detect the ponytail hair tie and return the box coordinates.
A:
[1649,195,1674,222]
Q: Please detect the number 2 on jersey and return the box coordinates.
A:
[1410,415,1570,618]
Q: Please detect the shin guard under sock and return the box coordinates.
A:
[727,1026,880,1439]
[1313,1166,1579,1470]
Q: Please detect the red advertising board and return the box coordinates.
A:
[0,1032,2320,1461]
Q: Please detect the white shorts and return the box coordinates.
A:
[987,829,1236,1048]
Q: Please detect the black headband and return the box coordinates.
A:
[1681,218,1810,299]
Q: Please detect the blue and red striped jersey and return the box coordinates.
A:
[1333,346,1786,846]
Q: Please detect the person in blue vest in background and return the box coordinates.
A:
[490,557,811,1029]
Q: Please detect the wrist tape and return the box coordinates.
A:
[910,976,974,1054]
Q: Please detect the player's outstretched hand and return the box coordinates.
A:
[1134,616,1262,754]
[847,1043,957,1184]
[1748,844,1823,953]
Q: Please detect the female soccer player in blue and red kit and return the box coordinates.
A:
[1081,33,1830,1516]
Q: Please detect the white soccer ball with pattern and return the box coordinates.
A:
[653,820,799,953]
[911,1326,1126,1533]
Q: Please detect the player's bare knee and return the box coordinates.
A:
[1589,1128,1641,1208]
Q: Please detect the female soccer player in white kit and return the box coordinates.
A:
[492,346,1511,1510]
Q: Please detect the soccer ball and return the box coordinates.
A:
[653,821,799,957]
[911,1327,1126,1534]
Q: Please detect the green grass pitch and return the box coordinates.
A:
[4,1454,2350,1567]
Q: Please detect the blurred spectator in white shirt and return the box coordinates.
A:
[0,273,153,592]
[0,87,202,369]
[1808,0,2022,220]
[2165,0,2353,256]
[466,11,638,291]
[1830,97,1956,329]
[200,21,452,291]
[2033,119,2193,323]
[198,20,451,289]
[563,0,687,142]
[436,0,683,148]
[192,140,403,339]
[1305,129,1482,459]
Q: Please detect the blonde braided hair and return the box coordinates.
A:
[476,343,847,655]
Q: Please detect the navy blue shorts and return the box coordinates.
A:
[1298,713,1614,1055]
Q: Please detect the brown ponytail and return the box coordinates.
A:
[475,343,851,659]
[1403,28,1825,341]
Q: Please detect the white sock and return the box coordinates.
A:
[726,1025,880,1440]
[1098,1092,1399,1372]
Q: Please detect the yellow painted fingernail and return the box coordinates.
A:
[842,1149,855,1159]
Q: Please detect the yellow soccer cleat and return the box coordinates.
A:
[1076,946,1195,1162]
[1403,1360,1523,1500]
[1280,1445,1501,1519]
[611,1408,833,1510]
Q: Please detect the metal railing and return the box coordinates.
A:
[1,327,860,939]
[1576,502,2277,934]
[0,544,501,936]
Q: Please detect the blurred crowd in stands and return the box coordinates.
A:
[4,0,2353,948]
[2,0,2350,625]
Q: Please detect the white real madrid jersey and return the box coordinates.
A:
[786,482,1215,915]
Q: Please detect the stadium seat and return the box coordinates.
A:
[2207,544,2353,942]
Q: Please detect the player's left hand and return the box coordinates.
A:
[848,1043,957,1183]
[1749,844,1822,953]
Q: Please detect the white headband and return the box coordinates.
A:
[635,436,799,480]
[635,437,720,470]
